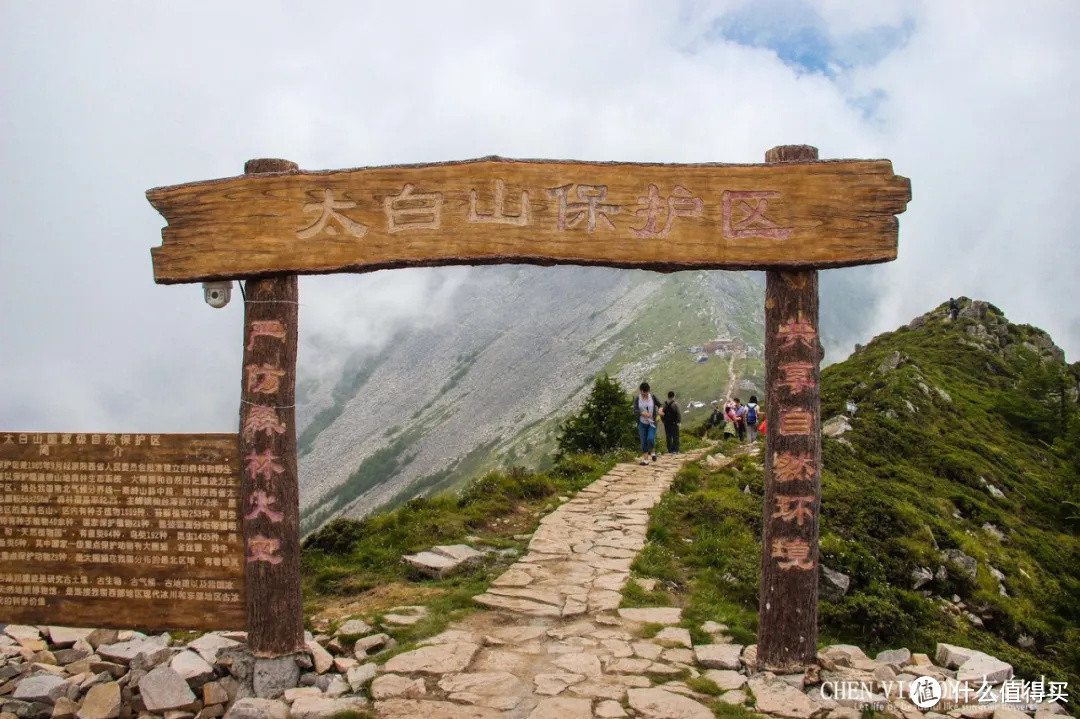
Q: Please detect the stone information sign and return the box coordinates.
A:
[0,432,245,631]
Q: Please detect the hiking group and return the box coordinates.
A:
[633,382,762,466]
[706,394,763,443]
[633,382,682,466]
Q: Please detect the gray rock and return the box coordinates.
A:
[1017,634,1035,649]
[747,676,823,719]
[935,643,977,669]
[13,674,68,704]
[982,523,1005,541]
[47,629,93,649]
[878,351,904,373]
[353,633,390,657]
[956,653,1012,684]
[333,620,371,638]
[819,566,850,603]
[958,301,989,321]
[216,648,255,682]
[693,644,743,670]
[345,663,376,692]
[911,567,933,590]
[138,667,197,712]
[221,698,288,719]
[170,652,215,686]
[822,416,852,439]
[187,636,241,666]
[875,648,911,666]
[251,658,298,699]
[940,549,977,579]
[402,544,483,579]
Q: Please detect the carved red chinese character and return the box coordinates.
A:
[778,408,813,436]
[773,452,814,483]
[246,535,283,564]
[244,491,284,523]
[242,405,287,442]
[631,184,704,239]
[771,538,814,570]
[246,320,287,350]
[721,190,793,240]
[773,495,815,526]
[244,449,285,482]
[776,311,817,351]
[245,363,286,394]
[548,184,620,232]
[777,361,816,395]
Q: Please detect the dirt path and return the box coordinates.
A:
[371,448,737,719]
[722,352,740,402]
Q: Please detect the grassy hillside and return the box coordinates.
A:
[625,299,1080,697]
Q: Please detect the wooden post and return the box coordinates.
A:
[758,144,823,670]
[238,158,305,657]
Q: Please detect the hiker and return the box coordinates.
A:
[745,395,760,442]
[949,297,960,321]
[662,391,682,454]
[706,406,723,431]
[633,382,661,465]
[732,397,747,442]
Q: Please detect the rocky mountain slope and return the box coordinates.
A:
[631,297,1079,698]
[296,267,766,534]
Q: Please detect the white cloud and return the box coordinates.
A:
[0,0,1076,432]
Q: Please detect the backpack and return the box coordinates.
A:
[746,404,758,424]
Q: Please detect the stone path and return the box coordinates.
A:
[372,449,725,719]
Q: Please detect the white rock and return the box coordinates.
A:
[382,642,479,674]
[48,628,93,648]
[703,670,747,690]
[304,639,334,674]
[288,696,369,719]
[188,634,241,665]
[139,666,197,712]
[4,624,42,643]
[371,674,426,700]
[13,672,68,703]
[627,687,714,719]
[654,627,692,647]
[747,676,823,719]
[222,698,288,719]
[526,697,594,719]
[171,651,215,684]
[346,663,377,691]
[334,619,372,637]
[694,643,743,669]
[956,653,1012,684]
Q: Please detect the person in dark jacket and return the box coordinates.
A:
[949,297,960,321]
[633,382,661,465]
[662,391,682,454]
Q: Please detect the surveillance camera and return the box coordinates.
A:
[202,281,232,309]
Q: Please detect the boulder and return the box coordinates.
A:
[47,629,93,649]
[77,681,121,719]
[875,648,911,666]
[51,697,80,719]
[402,545,482,579]
[186,636,241,666]
[345,664,376,692]
[13,674,68,704]
[84,631,118,650]
[822,416,853,439]
[935,643,977,669]
[252,658,298,700]
[221,699,288,719]
[818,645,869,668]
[693,644,743,670]
[703,670,746,691]
[201,684,229,707]
[626,688,713,719]
[878,351,904,373]
[911,567,933,590]
[303,640,333,675]
[940,550,977,579]
[653,628,692,648]
[353,634,390,657]
[4,626,42,644]
[819,566,851,602]
[170,652,215,686]
[956,654,1012,684]
[138,667,197,713]
[333,620,371,638]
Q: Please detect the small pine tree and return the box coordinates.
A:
[556,374,638,458]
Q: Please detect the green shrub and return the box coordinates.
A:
[556,374,637,457]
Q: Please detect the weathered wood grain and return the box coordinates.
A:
[147,156,910,283]
[0,432,245,631]
[238,159,305,658]
[758,145,824,671]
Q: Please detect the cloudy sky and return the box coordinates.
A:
[1,0,1077,432]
